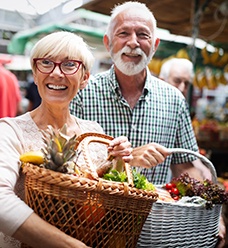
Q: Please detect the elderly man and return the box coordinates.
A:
[159,57,194,99]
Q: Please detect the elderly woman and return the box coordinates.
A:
[0,31,132,248]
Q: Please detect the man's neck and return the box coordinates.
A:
[114,67,147,108]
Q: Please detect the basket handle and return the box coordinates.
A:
[167,148,217,183]
[75,133,134,185]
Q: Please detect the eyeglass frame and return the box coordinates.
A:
[33,58,85,75]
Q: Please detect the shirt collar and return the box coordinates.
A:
[108,65,151,97]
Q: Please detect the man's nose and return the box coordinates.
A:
[126,33,140,48]
[177,81,186,93]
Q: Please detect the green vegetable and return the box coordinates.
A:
[132,169,155,191]
[103,169,155,191]
[103,169,127,182]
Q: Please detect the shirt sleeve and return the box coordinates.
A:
[0,120,33,236]
[171,99,199,164]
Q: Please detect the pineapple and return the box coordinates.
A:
[20,125,124,180]
[40,124,79,174]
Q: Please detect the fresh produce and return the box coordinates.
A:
[20,125,156,192]
[19,124,81,174]
[40,124,79,173]
[77,204,105,227]
[20,150,44,165]
[164,173,228,209]
[103,169,155,191]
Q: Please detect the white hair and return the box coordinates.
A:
[159,58,194,82]
[106,1,157,42]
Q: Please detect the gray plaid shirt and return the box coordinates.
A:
[70,65,198,185]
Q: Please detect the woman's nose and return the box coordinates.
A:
[51,64,64,76]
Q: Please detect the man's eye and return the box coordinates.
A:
[138,33,151,39]
[118,32,128,37]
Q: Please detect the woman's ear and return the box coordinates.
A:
[79,72,90,90]
[33,73,38,85]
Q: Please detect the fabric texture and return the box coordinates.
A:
[0,64,21,118]
[0,112,104,247]
[70,65,199,185]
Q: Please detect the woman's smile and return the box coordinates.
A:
[46,84,68,90]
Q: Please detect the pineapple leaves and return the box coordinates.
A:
[41,124,79,173]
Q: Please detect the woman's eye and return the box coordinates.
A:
[42,60,52,65]
[63,61,75,67]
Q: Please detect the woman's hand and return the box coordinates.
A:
[129,143,171,168]
[107,136,133,162]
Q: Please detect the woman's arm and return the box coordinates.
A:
[13,213,90,248]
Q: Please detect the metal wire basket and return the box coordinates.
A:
[137,148,221,248]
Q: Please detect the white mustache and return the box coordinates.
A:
[121,46,144,56]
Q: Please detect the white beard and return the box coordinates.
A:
[110,46,153,76]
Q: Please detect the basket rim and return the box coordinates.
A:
[22,163,158,202]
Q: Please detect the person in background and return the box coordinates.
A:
[70,1,225,244]
[0,31,134,248]
[26,81,41,111]
[159,58,212,179]
[0,60,22,118]
[159,58,194,99]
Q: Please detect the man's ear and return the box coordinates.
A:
[79,72,90,90]
[154,38,160,52]
[103,34,110,52]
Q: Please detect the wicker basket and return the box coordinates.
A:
[22,133,158,248]
[137,148,222,248]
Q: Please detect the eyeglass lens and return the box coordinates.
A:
[36,59,81,75]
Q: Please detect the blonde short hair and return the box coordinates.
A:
[30,31,94,73]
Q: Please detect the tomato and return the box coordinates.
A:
[171,183,177,188]
[171,187,179,195]
[173,195,179,201]
[165,183,173,190]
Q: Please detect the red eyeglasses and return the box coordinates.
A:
[33,58,84,75]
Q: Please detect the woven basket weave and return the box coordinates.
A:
[137,148,221,248]
[22,133,158,248]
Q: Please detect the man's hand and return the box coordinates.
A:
[216,215,226,248]
[129,143,171,168]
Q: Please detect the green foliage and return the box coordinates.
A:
[103,169,155,191]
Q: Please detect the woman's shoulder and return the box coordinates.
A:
[0,112,31,130]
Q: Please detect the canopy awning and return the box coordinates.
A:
[7,22,105,55]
